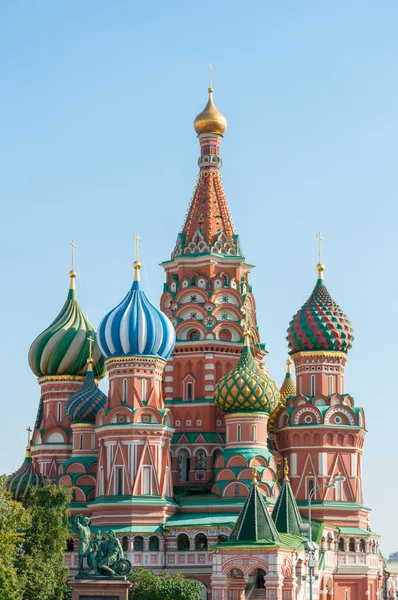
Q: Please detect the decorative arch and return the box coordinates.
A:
[292,406,322,425]
[324,406,356,426]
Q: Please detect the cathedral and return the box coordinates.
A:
[7,85,394,600]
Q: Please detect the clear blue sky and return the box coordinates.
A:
[1,1,397,554]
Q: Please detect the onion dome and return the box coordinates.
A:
[287,264,354,355]
[6,445,45,500]
[280,359,296,402]
[65,357,107,423]
[194,87,227,136]
[96,260,176,361]
[29,271,106,379]
[214,333,280,414]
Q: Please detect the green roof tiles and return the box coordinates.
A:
[166,512,238,528]
[272,475,302,536]
[230,481,280,543]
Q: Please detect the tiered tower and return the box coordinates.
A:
[160,87,266,490]
[28,256,106,479]
[275,261,367,528]
[89,250,177,529]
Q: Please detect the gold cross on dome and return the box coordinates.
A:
[208,64,214,88]
[87,335,94,360]
[134,233,142,263]
[316,232,324,264]
[27,426,32,445]
[70,240,77,271]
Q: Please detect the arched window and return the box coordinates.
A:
[349,538,355,552]
[359,539,366,553]
[178,449,190,482]
[141,379,147,403]
[91,433,96,450]
[123,379,128,403]
[217,534,229,544]
[57,402,62,423]
[311,375,316,396]
[122,536,129,552]
[133,536,144,551]
[191,276,197,285]
[307,479,315,499]
[149,536,159,551]
[186,382,193,401]
[237,424,241,442]
[329,375,334,395]
[338,537,345,552]
[219,329,232,341]
[189,331,200,341]
[234,484,240,498]
[195,533,208,550]
[177,533,190,551]
[79,434,83,450]
[116,467,123,495]
[253,425,257,442]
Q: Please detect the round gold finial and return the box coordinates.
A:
[283,457,289,481]
[194,88,228,136]
[286,358,292,374]
[316,263,325,280]
[69,270,76,278]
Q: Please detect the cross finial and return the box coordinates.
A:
[316,232,323,264]
[133,233,142,282]
[208,64,214,89]
[70,240,77,271]
[27,426,32,445]
[87,335,94,364]
[316,232,325,280]
[69,240,77,288]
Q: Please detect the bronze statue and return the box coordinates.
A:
[73,517,131,578]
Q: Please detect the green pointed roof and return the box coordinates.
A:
[272,464,302,535]
[230,476,280,543]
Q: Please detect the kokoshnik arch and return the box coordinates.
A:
[7,83,393,600]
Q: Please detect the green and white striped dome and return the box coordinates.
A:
[28,272,106,379]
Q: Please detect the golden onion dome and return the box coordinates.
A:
[194,88,227,136]
[214,334,280,414]
[280,359,296,402]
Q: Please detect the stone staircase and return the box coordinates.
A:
[249,590,267,599]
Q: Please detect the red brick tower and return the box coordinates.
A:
[275,261,368,528]
[160,87,266,491]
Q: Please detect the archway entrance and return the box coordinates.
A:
[247,568,266,590]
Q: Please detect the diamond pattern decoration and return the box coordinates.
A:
[214,343,280,414]
[287,277,354,354]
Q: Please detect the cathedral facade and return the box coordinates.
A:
[7,86,392,600]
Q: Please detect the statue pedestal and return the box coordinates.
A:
[69,577,131,600]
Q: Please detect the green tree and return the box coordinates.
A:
[0,475,30,600]
[18,482,72,600]
[129,568,202,600]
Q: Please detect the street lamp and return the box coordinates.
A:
[299,476,346,600]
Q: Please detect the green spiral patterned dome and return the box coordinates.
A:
[29,273,106,379]
[214,335,280,414]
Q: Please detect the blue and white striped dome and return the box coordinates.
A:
[96,279,176,361]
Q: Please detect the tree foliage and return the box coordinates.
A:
[0,475,30,600]
[18,482,72,600]
[129,568,203,600]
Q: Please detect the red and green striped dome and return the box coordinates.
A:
[287,265,354,355]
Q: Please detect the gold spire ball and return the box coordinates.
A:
[194,87,228,136]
